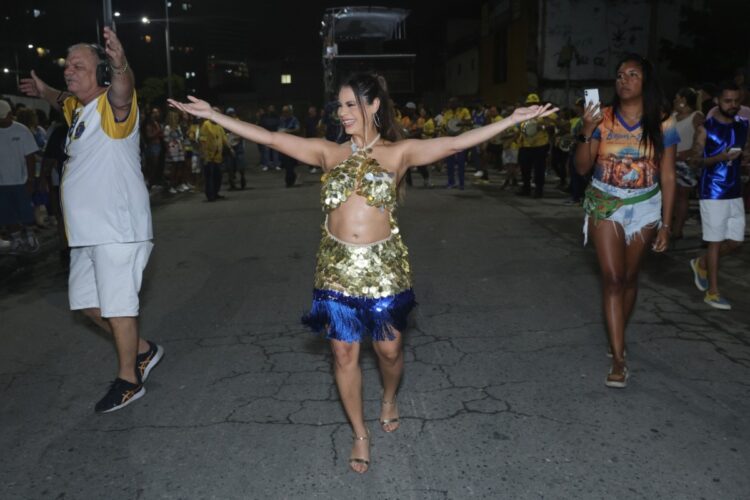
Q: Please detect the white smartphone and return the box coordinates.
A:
[584,88,601,120]
[584,88,600,109]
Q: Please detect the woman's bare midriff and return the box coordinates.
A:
[326,195,392,244]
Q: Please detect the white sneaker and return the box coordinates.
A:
[473,170,484,178]
[261,165,269,172]
[274,166,281,171]
[0,238,11,251]
[168,187,178,194]
[309,167,318,174]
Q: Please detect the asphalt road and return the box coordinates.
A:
[1,165,748,499]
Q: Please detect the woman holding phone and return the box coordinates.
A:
[574,54,679,388]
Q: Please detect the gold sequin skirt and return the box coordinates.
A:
[302,222,415,342]
[314,223,412,298]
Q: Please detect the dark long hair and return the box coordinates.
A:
[340,73,403,143]
[340,73,407,200]
[676,87,699,112]
[611,53,666,163]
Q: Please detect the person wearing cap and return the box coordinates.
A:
[441,97,472,189]
[224,107,246,190]
[0,99,40,253]
[517,92,557,198]
[19,27,163,413]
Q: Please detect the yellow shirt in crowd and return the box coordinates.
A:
[440,107,471,135]
[420,117,436,138]
[199,120,227,163]
[518,112,557,148]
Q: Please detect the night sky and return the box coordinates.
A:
[2,0,483,97]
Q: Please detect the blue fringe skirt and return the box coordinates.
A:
[302,224,416,343]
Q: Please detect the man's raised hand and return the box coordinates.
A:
[103,27,127,70]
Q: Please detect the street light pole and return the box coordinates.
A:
[164,0,173,98]
[13,50,20,87]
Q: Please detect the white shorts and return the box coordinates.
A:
[69,241,153,318]
[583,181,662,246]
[502,148,519,165]
[699,198,746,242]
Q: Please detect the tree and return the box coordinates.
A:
[138,75,185,107]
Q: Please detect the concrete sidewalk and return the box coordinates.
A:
[1,167,748,499]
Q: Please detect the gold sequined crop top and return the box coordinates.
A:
[321,137,397,212]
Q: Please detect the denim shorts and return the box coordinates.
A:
[584,180,662,245]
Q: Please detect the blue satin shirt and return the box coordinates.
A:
[699,116,749,200]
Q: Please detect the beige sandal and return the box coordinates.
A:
[380,398,400,432]
[605,362,629,389]
[348,429,371,473]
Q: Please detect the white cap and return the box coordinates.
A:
[405,101,416,109]
[0,100,11,119]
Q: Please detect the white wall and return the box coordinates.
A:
[540,0,651,81]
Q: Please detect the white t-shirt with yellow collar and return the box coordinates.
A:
[62,90,152,247]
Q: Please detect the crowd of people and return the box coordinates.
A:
[1,23,747,477]
[6,75,747,258]
[0,99,68,255]
[151,51,750,471]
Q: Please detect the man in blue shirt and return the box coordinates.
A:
[690,82,750,310]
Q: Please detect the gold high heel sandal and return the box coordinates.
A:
[349,429,371,473]
[380,398,400,432]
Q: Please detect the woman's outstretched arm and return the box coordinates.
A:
[169,96,340,169]
[397,104,557,171]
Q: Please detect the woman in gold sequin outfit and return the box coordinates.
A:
[169,74,555,474]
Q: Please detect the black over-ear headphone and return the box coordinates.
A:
[89,44,111,87]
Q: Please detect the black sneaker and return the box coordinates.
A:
[137,341,164,383]
[95,378,145,413]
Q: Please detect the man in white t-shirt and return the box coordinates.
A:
[0,100,40,253]
[19,28,163,413]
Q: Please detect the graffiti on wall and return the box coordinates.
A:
[542,0,650,80]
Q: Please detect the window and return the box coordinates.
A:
[281,74,292,85]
